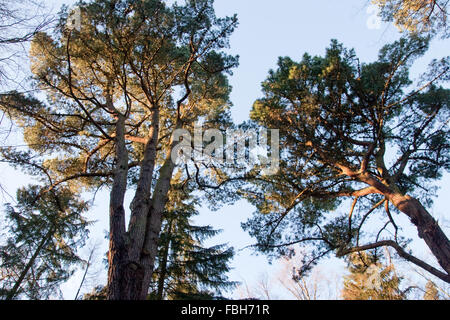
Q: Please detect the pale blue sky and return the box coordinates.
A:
[1,0,449,299]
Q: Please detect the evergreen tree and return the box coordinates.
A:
[0,0,238,300]
[373,0,449,37]
[0,185,89,300]
[150,178,236,300]
[243,36,450,283]
[342,252,405,300]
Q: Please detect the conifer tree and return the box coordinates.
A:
[150,179,236,300]
[0,0,238,299]
[0,185,89,300]
[373,0,449,37]
[243,36,450,283]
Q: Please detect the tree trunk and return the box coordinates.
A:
[156,219,173,300]
[344,168,450,278]
[340,166,450,280]
[106,116,129,300]
[139,151,177,299]
[6,228,53,300]
[389,193,450,275]
[127,109,160,262]
[118,110,161,300]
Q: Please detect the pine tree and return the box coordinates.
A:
[373,0,449,37]
[342,252,405,300]
[243,36,450,283]
[0,0,238,300]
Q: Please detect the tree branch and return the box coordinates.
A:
[338,240,450,283]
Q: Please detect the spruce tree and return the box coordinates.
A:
[150,179,236,300]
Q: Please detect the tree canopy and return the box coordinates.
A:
[0,185,89,300]
[0,0,449,301]
[373,0,449,37]
[1,0,238,300]
[243,36,450,283]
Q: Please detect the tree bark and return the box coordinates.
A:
[119,109,161,300]
[127,109,160,262]
[107,115,129,300]
[156,219,173,300]
[388,193,450,276]
[339,165,450,279]
[139,148,177,299]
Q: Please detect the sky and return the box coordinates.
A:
[1,0,449,299]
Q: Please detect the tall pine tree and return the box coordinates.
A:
[243,36,450,283]
[1,0,238,299]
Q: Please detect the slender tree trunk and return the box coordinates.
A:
[74,246,95,300]
[139,150,177,299]
[389,193,450,275]
[6,228,53,300]
[156,219,173,300]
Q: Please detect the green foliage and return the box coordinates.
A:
[149,178,236,300]
[373,0,449,38]
[0,0,239,193]
[0,185,90,300]
[1,0,238,299]
[243,36,449,275]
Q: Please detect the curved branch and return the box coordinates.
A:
[338,240,450,283]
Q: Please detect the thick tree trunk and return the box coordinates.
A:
[107,111,183,299]
[117,110,161,300]
[389,193,450,275]
[107,116,129,300]
[127,109,160,261]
